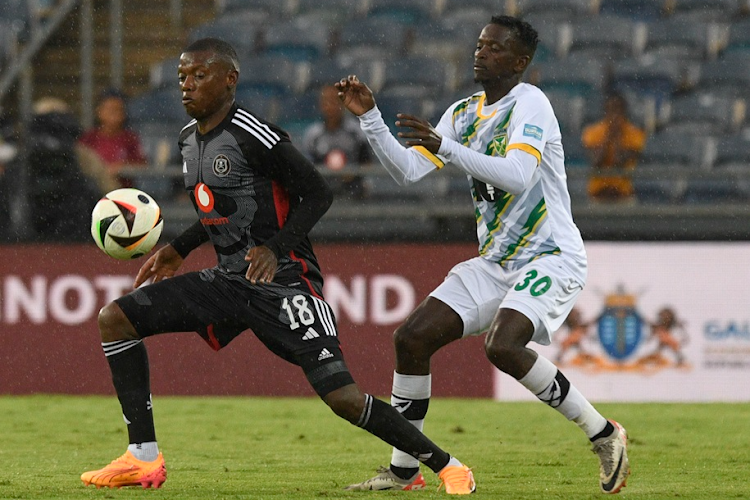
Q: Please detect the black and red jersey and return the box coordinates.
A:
[175,102,332,296]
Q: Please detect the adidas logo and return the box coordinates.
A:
[302,328,320,341]
[318,348,334,361]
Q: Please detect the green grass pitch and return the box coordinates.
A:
[1,396,749,499]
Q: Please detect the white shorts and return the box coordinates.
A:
[429,255,584,346]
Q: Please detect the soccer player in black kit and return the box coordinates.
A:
[80,38,475,495]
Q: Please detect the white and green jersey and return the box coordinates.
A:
[357,82,586,281]
[433,83,586,276]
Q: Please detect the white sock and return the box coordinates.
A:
[128,441,159,462]
[518,355,607,439]
[390,372,431,469]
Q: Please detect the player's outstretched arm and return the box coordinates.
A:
[133,245,183,289]
[336,75,375,116]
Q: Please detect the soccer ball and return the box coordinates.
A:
[91,188,164,260]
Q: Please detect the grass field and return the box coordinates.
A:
[1,396,749,499]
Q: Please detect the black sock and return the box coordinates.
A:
[103,340,156,444]
[590,420,615,442]
[389,395,430,479]
[357,395,450,473]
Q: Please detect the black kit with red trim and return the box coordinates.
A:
[172,102,333,297]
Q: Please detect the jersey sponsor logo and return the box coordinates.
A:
[194,182,215,213]
[212,154,231,177]
[200,217,229,226]
[523,124,543,140]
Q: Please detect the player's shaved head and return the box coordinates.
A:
[184,37,240,72]
[489,15,539,59]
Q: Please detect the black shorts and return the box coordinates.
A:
[115,268,354,397]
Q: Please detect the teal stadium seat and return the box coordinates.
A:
[567,15,639,61]
[365,0,438,25]
[187,14,264,58]
[600,0,666,21]
[264,16,333,62]
[514,0,598,21]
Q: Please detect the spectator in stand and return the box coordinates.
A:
[79,88,147,187]
[581,92,647,203]
[28,97,108,241]
[0,135,17,241]
[302,84,372,198]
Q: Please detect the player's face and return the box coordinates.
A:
[473,24,528,84]
[178,50,237,121]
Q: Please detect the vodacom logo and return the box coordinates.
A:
[194,182,215,213]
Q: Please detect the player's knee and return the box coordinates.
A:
[98,302,139,342]
[323,384,365,424]
[484,333,520,366]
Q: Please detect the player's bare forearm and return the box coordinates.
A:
[133,244,183,288]
[336,75,375,116]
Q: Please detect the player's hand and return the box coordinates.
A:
[396,114,443,154]
[335,75,375,116]
[133,244,183,289]
[245,245,277,284]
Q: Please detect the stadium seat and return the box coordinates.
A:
[365,0,439,25]
[725,19,750,56]
[545,90,585,137]
[275,90,320,141]
[643,18,714,61]
[187,14,264,58]
[363,172,448,201]
[712,136,750,170]
[512,0,599,21]
[295,0,367,25]
[216,0,291,19]
[562,135,589,169]
[128,88,188,125]
[235,56,303,96]
[697,52,750,100]
[304,58,352,94]
[520,13,567,61]
[682,178,749,204]
[376,94,432,134]
[409,19,477,70]
[633,178,685,204]
[336,17,411,65]
[566,15,641,61]
[132,121,184,168]
[149,57,180,90]
[599,0,667,21]
[669,0,741,22]
[639,131,710,168]
[663,93,745,136]
[611,57,683,115]
[264,16,333,62]
[0,0,32,42]
[532,55,607,98]
[381,58,447,99]
[234,87,279,123]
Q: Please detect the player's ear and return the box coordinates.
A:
[227,68,239,89]
[515,54,531,74]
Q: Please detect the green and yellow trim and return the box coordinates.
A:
[412,146,445,169]
[498,198,548,265]
[507,143,541,165]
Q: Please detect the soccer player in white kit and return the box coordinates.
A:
[337,15,630,495]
